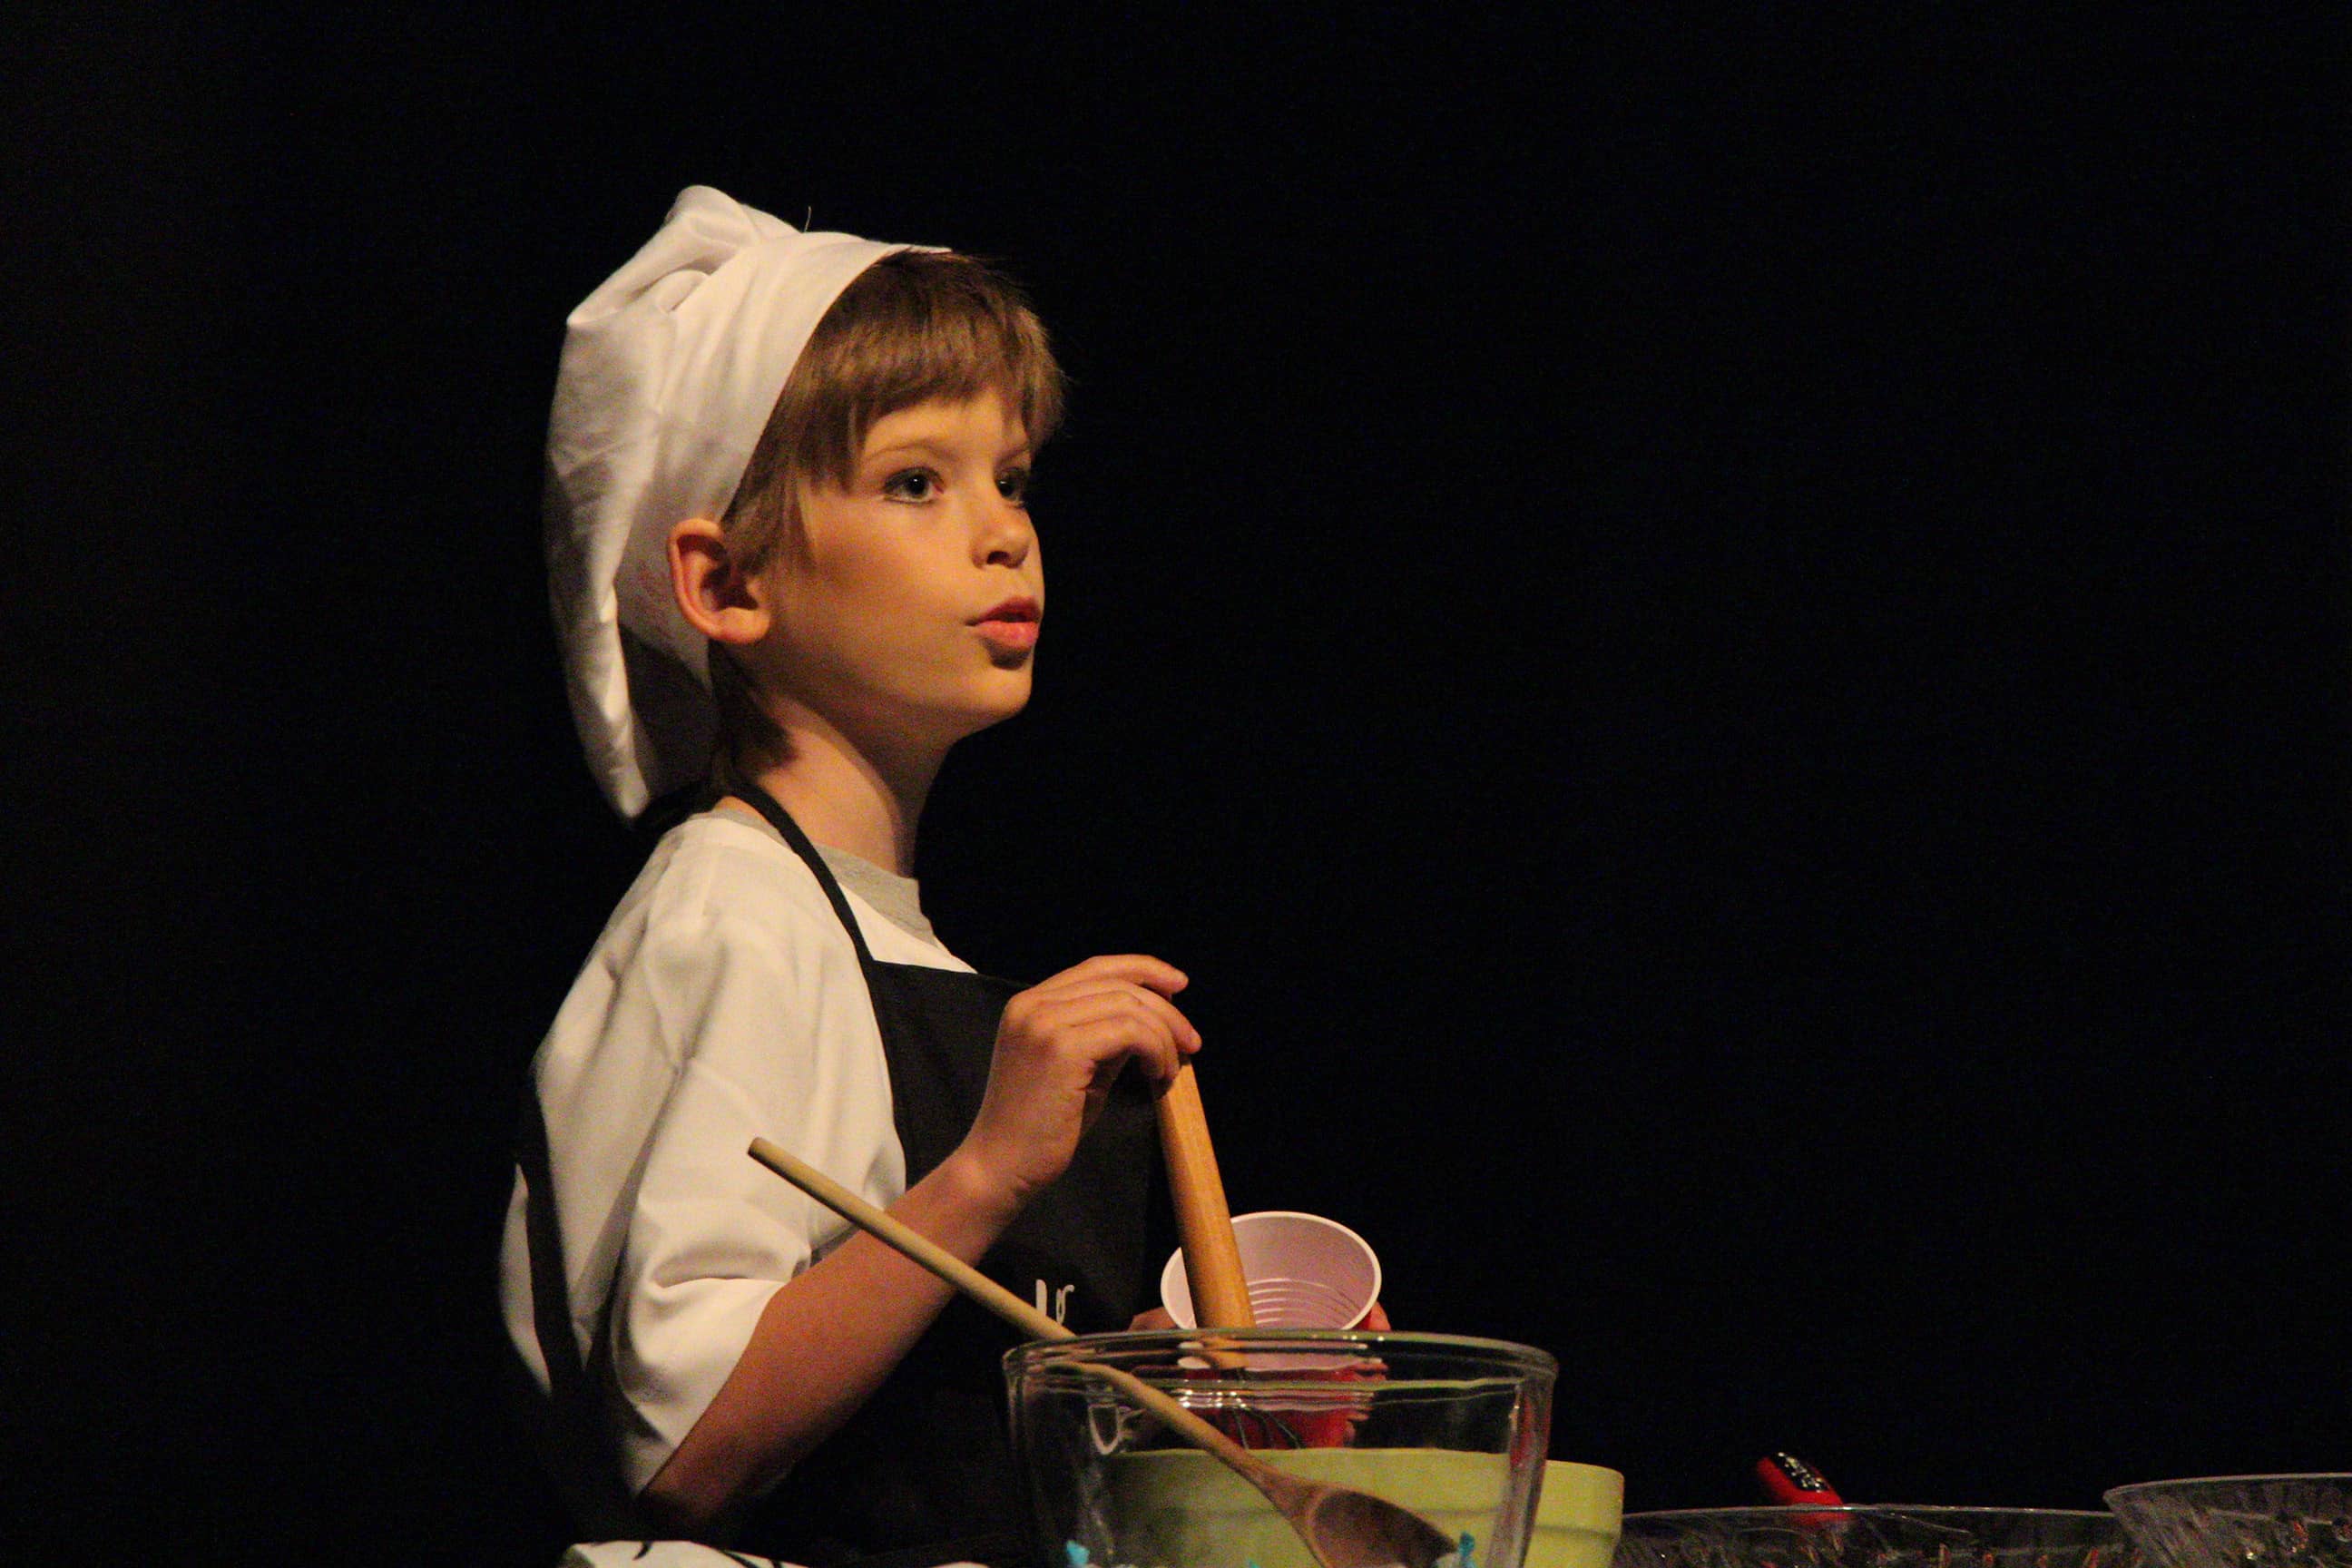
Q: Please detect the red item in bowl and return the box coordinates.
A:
[1191,1364,1376,1449]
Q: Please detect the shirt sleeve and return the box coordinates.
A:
[531,858,906,1497]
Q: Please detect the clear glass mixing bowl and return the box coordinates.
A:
[1006,1328,1557,1568]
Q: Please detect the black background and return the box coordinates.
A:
[16,7,2348,1563]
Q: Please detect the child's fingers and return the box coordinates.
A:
[1016,964,1199,1049]
[1027,992,1187,1083]
[1024,1014,1181,1097]
[1037,953,1190,999]
[1029,979,1200,1052]
[1128,986,1200,1054]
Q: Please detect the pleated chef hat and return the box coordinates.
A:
[545,186,921,818]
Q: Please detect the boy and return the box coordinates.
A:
[504,187,1200,1565]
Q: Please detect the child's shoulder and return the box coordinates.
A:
[611,809,839,945]
[598,810,972,974]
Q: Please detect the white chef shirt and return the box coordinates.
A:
[500,808,974,1500]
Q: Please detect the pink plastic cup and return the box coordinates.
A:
[1159,1210,1383,1330]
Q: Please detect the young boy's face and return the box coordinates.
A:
[752,388,1043,749]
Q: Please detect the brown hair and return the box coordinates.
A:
[710,249,1066,772]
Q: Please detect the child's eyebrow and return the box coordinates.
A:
[864,436,1034,465]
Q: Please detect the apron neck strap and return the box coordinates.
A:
[727,782,878,968]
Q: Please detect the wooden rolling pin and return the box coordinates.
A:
[1156,1060,1256,1328]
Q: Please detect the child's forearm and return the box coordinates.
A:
[636,1147,1024,1536]
[642,953,1196,1536]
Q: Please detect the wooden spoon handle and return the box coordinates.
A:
[1074,1358,1274,1479]
[1157,1061,1257,1328]
[747,1137,1071,1342]
[746,1141,1267,1495]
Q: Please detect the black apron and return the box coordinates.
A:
[730,785,1158,1568]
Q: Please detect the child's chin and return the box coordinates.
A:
[981,662,1035,704]
[938,680,1033,736]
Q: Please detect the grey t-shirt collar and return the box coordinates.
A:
[710,801,943,946]
[813,843,940,946]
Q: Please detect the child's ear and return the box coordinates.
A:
[669,518,771,647]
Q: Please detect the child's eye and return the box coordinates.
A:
[997,467,1031,505]
[882,467,939,502]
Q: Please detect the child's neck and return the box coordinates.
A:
[731,710,943,877]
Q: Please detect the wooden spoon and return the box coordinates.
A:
[1157,1060,1257,1330]
[747,1137,1456,1568]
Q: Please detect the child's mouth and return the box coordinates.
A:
[975,619,1041,652]
[973,597,1042,652]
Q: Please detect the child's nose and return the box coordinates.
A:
[974,496,1034,568]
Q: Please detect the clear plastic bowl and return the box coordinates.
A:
[1005,1329,1558,1568]
[2104,1475,2352,1568]
[1613,1505,2141,1568]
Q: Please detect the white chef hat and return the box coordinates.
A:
[544,185,922,818]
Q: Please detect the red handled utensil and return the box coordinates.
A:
[1758,1453,1844,1507]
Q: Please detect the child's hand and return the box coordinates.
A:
[957,955,1199,1208]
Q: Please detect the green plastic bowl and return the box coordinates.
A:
[1534,1461,1626,1568]
[1098,1451,1620,1568]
